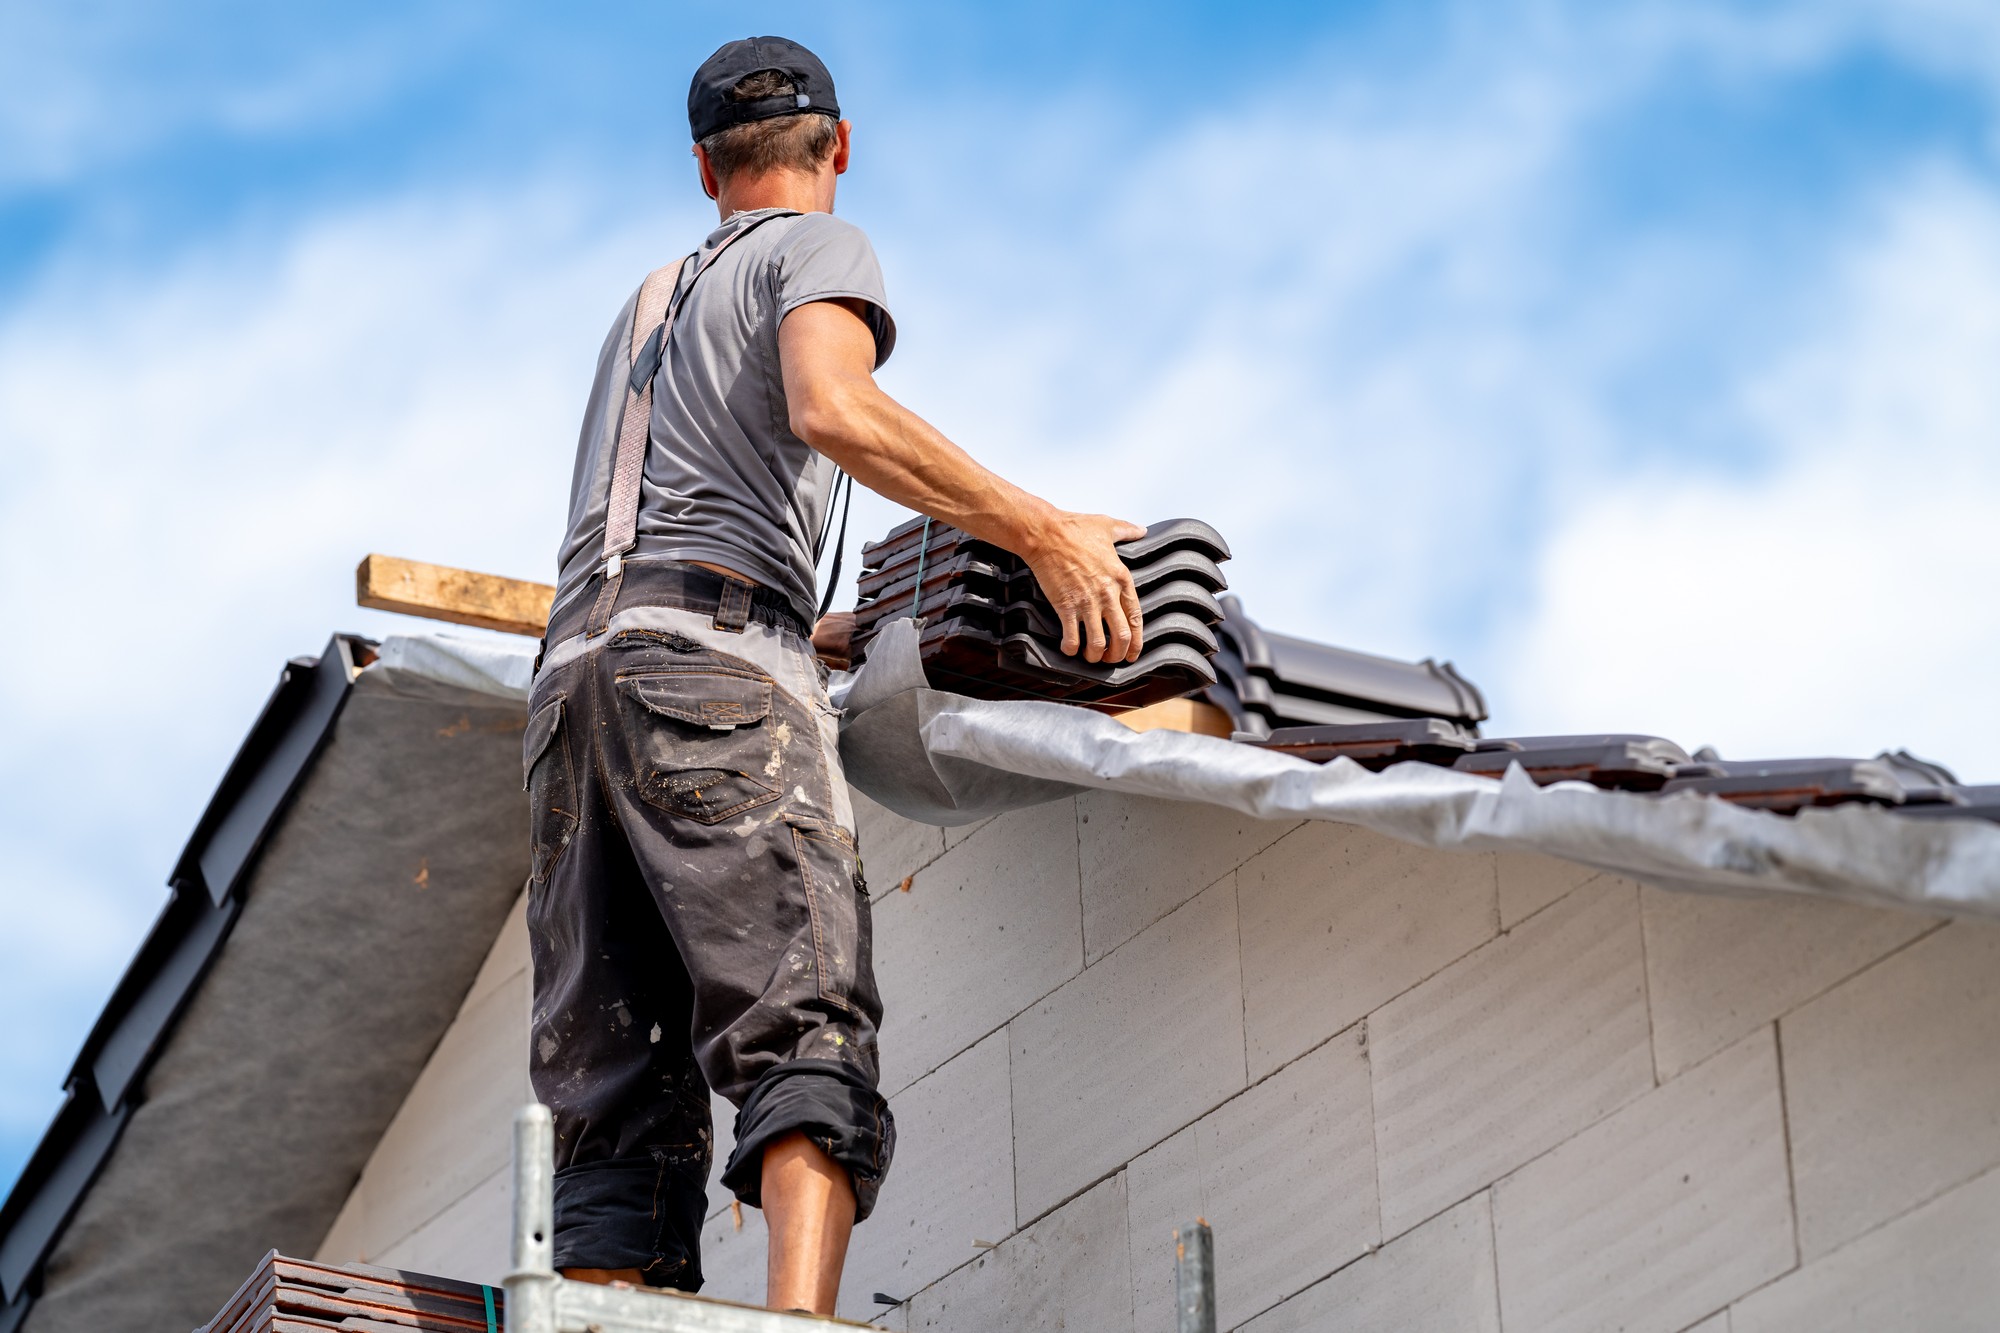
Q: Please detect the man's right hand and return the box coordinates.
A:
[1021,511,1148,664]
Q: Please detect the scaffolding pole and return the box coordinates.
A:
[1174,1219,1217,1333]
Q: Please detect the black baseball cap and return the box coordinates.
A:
[688,36,841,143]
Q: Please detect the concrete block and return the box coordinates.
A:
[909,1175,1131,1333]
[463,891,529,1008]
[1732,1164,2000,1333]
[696,1201,768,1307]
[372,1167,510,1284]
[1642,885,1932,1079]
[355,967,533,1248]
[1010,878,1246,1222]
[1123,1032,1377,1331]
[1237,824,1496,1080]
[1780,922,2000,1259]
[840,1031,1015,1320]
[1077,790,1297,962]
[1493,1030,1794,1333]
[873,799,1084,1095]
[1239,1193,1499,1333]
[1196,1030,1378,1329]
[1372,879,1652,1237]
[706,1091,737,1220]
[944,816,997,849]
[1125,1129,1199,1333]
[853,786,949,900]
[315,1181,370,1266]
[321,901,532,1265]
[1495,852,1599,928]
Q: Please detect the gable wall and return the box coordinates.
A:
[315,893,530,1281]
[320,790,2000,1331]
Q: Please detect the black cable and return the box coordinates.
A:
[815,470,854,620]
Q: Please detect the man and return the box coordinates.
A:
[525,36,1146,1317]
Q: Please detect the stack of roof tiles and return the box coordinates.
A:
[850,516,1230,712]
[1204,598,1999,822]
[198,1253,500,1333]
[1252,726,2000,819]
[1205,594,1488,739]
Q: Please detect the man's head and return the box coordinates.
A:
[688,37,849,208]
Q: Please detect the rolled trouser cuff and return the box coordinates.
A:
[551,1150,709,1290]
[721,1058,896,1222]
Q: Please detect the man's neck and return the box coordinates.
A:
[714,169,832,221]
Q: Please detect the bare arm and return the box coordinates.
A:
[780,298,1145,663]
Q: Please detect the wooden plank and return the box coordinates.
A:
[1112,697,1234,738]
[357,555,554,638]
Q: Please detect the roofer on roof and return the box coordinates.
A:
[526,36,1147,1315]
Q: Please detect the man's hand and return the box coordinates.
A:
[1020,511,1147,663]
[811,611,856,670]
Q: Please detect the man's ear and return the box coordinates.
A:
[693,142,720,200]
[832,120,851,177]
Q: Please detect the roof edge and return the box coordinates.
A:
[0,635,368,1310]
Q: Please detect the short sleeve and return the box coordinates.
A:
[772,214,897,368]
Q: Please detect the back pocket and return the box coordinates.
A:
[524,695,577,884]
[616,667,783,824]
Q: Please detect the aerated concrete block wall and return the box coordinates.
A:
[699,790,2000,1332]
[320,789,2000,1331]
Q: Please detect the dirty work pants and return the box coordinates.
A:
[524,589,892,1290]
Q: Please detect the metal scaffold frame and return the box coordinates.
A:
[503,1105,1221,1333]
[505,1105,868,1332]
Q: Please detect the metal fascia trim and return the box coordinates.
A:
[89,888,243,1113]
[193,636,362,906]
[0,1283,29,1333]
[0,1093,131,1302]
[0,635,366,1319]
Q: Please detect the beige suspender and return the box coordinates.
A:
[585,211,793,636]
[598,260,684,584]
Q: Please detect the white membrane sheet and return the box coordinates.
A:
[376,624,2000,919]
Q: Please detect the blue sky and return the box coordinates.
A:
[5,0,2000,1197]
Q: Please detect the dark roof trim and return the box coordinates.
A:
[0,1092,131,1308]
[0,636,368,1310]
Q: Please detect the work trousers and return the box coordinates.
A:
[524,591,892,1290]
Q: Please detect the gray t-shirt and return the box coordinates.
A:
[552,207,896,627]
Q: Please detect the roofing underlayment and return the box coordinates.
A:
[0,641,527,1333]
[380,620,2000,919]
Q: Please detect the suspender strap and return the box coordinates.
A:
[587,210,793,637]
[584,260,681,635]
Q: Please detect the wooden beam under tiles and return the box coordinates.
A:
[1112,697,1234,738]
[356,554,554,637]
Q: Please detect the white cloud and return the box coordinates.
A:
[0,181,703,1160]
[1496,169,2000,776]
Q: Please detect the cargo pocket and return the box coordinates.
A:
[616,667,783,824]
[791,823,865,1012]
[524,695,577,884]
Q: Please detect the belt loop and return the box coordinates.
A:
[584,566,623,637]
[713,576,753,633]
